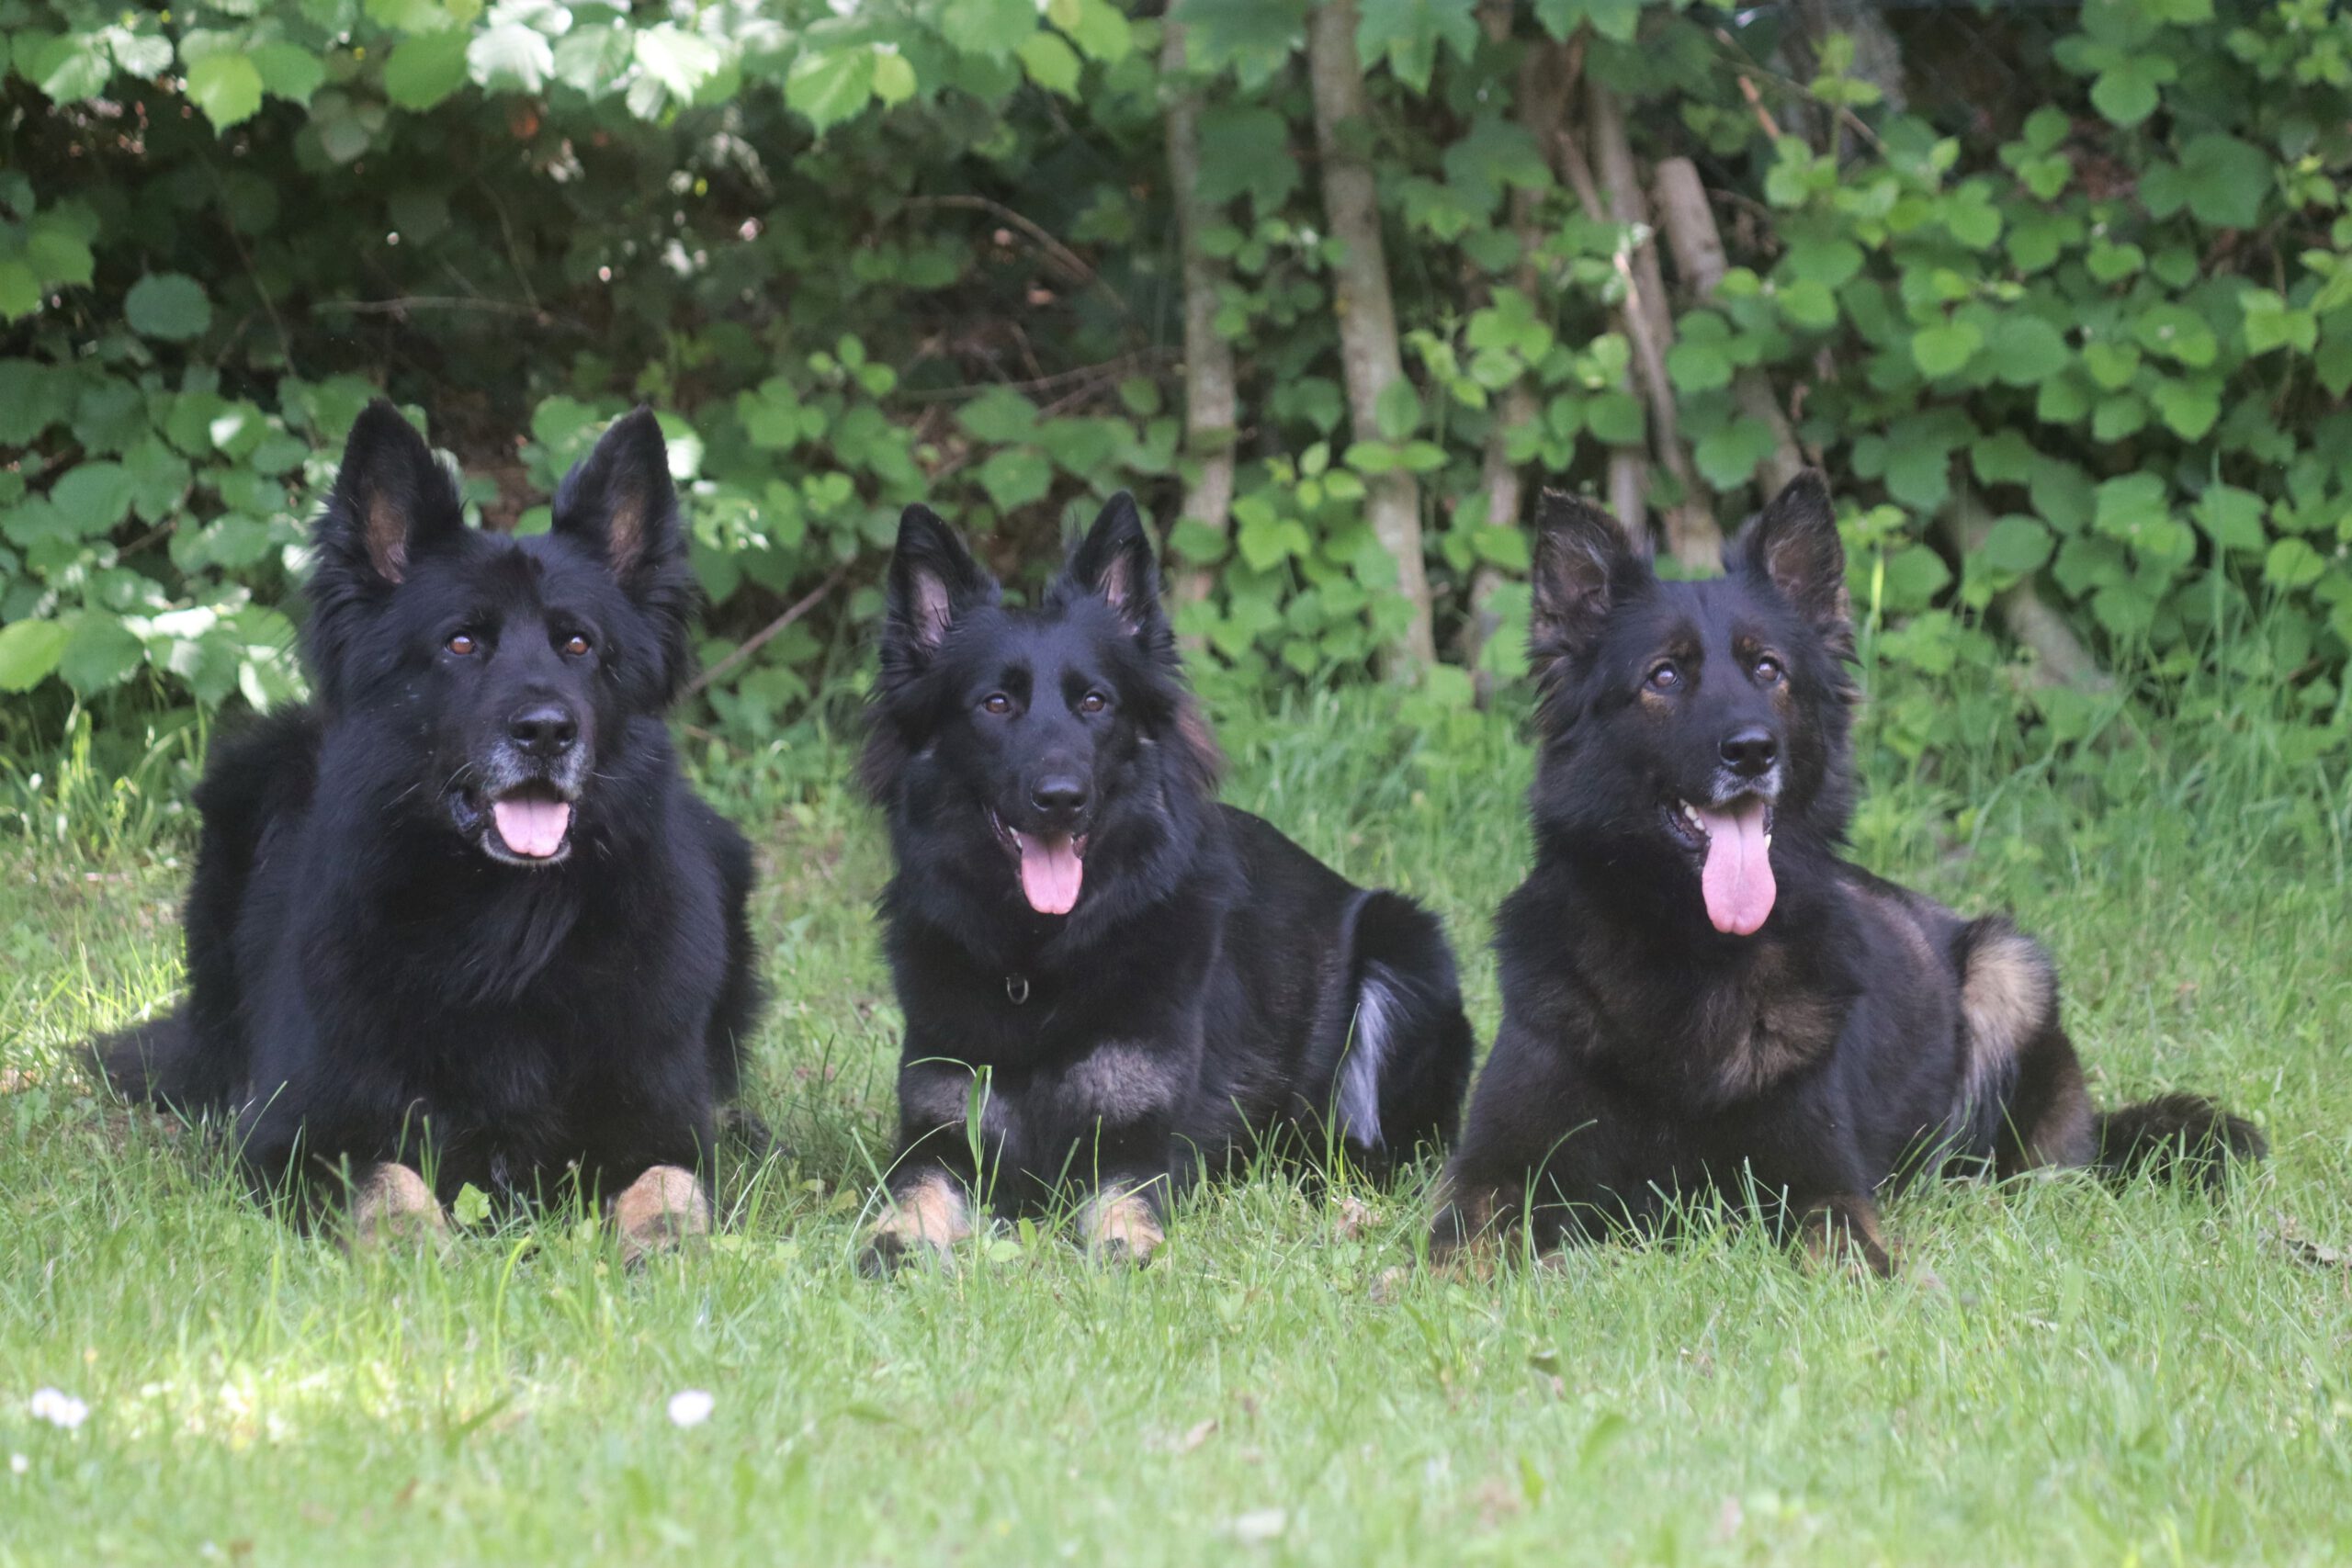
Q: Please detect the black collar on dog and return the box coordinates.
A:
[1005,973,1031,1005]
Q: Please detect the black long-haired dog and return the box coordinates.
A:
[1433,473,2263,1272]
[859,495,1474,1268]
[92,402,761,1257]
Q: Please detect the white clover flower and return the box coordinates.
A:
[28,1389,88,1431]
[666,1390,714,1428]
[9,1453,27,1474]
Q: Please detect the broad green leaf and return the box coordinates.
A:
[50,462,135,535]
[636,27,725,104]
[871,48,918,106]
[977,448,1052,512]
[943,0,1037,59]
[123,273,212,341]
[2264,537,2325,591]
[1534,0,1642,44]
[1978,515,2054,577]
[384,32,469,109]
[187,53,265,131]
[25,220,94,288]
[0,259,40,321]
[2090,54,2174,128]
[957,388,1041,445]
[1374,379,1422,442]
[1988,315,2071,387]
[2193,485,2267,554]
[0,619,70,692]
[59,612,146,694]
[1195,107,1297,214]
[1910,321,1983,378]
[1067,0,1134,61]
[31,32,114,102]
[1018,32,1081,96]
[787,47,875,131]
[251,42,326,105]
[469,24,554,94]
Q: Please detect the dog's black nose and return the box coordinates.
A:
[1720,727,1778,778]
[509,703,579,758]
[1031,774,1090,818]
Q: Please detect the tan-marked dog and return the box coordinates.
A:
[1434,474,2265,1272]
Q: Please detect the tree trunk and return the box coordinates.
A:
[1577,83,1720,570]
[1464,15,1570,682]
[1160,21,1238,630]
[1307,0,1436,674]
[1653,155,1806,498]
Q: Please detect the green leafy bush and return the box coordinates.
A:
[2,0,2346,773]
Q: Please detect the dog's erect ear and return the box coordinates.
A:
[1062,492,1163,637]
[552,408,682,589]
[1736,471,1850,651]
[317,400,464,589]
[887,504,998,657]
[1529,489,1643,668]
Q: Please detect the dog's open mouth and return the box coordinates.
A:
[989,811,1088,916]
[1664,796,1775,936]
[462,781,575,864]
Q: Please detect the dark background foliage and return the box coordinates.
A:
[2,0,2346,781]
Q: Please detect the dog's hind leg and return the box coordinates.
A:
[1955,917,2097,1176]
[1333,892,1476,1169]
[613,1166,712,1267]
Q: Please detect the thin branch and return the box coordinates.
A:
[898,194,1132,321]
[684,560,855,700]
[311,297,588,333]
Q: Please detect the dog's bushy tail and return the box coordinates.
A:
[1333,891,1476,1164]
[2095,1092,2267,1191]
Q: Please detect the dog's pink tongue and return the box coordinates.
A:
[492,795,571,859]
[1696,798,1775,936]
[1015,831,1083,915]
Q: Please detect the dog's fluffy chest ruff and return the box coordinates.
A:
[1566,931,1848,1109]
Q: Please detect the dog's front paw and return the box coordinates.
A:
[861,1173,973,1276]
[347,1162,448,1252]
[1077,1188,1164,1266]
[613,1165,711,1268]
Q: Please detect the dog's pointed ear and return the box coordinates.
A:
[552,407,682,589]
[1529,489,1643,668]
[887,504,998,658]
[1063,492,1162,637]
[1736,471,1850,653]
[317,400,464,590]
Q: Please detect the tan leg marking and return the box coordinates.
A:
[1798,1193,1897,1280]
[1077,1187,1164,1264]
[613,1165,711,1266]
[864,1170,973,1271]
[347,1162,447,1250]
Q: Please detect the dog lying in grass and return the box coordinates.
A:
[858,495,1474,1269]
[91,403,763,1261]
[1433,473,2264,1273]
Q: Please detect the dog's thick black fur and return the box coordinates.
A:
[859,495,1474,1266]
[1433,473,2264,1272]
[90,403,762,1224]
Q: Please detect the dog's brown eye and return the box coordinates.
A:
[1647,660,1681,692]
[561,634,592,657]
[982,693,1013,716]
[1753,655,1782,683]
[1079,692,1107,714]
[447,633,477,657]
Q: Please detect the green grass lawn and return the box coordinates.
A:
[2,685,2347,1566]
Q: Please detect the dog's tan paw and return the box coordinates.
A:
[862,1172,972,1275]
[1077,1188,1164,1265]
[347,1163,447,1251]
[613,1165,711,1268]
